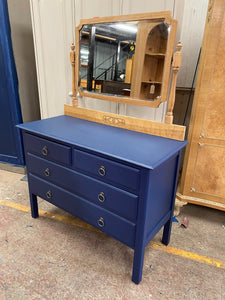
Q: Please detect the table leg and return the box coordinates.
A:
[132,243,145,284]
[162,217,172,246]
[29,193,39,218]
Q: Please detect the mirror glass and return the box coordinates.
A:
[79,20,170,102]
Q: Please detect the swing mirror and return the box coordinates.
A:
[75,12,177,108]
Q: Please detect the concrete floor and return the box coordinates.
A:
[0,168,224,299]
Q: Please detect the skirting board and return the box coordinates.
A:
[176,192,225,212]
[64,105,186,141]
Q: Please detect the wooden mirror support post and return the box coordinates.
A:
[70,43,78,107]
[165,41,182,124]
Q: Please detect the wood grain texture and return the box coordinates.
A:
[125,58,133,83]
[130,21,161,99]
[77,87,163,108]
[179,0,225,210]
[201,10,225,140]
[64,104,186,141]
[165,41,182,124]
[176,192,225,211]
[75,12,177,108]
[78,11,173,25]
[192,144,225,201]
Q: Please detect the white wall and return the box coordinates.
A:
[30,0,208,120]
[177,0,208,88]
[8,0,40,123]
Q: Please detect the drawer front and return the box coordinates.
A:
[23,133,71,165]
[29,174,136,248]
[73,149,140,192]
[27,153,138,221]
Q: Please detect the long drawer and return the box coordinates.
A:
[23,133,71,165]
[27,153,138,221]
[73,149,140,192]
[29,174,136,248]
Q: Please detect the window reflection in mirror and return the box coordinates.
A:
[79,22,137,96]
[79,20,170,101]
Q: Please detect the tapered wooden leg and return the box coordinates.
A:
[162,217,172,246]
[132,244,145,284]
[30,193,39,218]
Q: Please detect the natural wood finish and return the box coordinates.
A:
[80,79,101,91]
[75,12,178,108]
[176,193,225,212]
[130,21,161,99]
[125,58,133,84]
[77,86,163,108]
[192,144,225,200]
[165,41,182,124]
[130,19,178,103]
[64,105,186,141]
[179,0,225,210]
[145,51,166,58]
[70,44,78,107]
[78,11,173,26]
[161,18,177,101]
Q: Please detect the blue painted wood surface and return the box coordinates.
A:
[27,153,138,222]
[19,116,187,284]
[29,173,136,248]
[18,115,187,169]
[0,0,24,166]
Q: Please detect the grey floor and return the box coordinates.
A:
[0,168,224,299]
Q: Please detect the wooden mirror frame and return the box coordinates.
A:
[74,11,177,108]
[65,11,185,141]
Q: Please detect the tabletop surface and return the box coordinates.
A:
[17,115,187,169]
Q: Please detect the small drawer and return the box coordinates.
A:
[73,149,140,192]
[27,153,138,221]
[23,133,71,165]
[29,174,136,248]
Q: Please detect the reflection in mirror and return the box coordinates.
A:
[79,20,170,102]
[132,22,169,101]
[79,22,137,96]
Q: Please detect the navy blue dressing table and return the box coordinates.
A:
[18,115,187,284]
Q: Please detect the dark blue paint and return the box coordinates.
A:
[23,133,71,165]
[73,148,140,192]
[17,115,188,169]
[18,116,187,284]
[27,152,138,222]
[29,173,136,248]
[0,0,24,166]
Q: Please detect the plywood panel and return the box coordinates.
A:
[202,12,225,140]
[192,144,225,199]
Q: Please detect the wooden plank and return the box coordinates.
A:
[79,11,173,26]
[125,58,133,83]
[176,193,225,212]
[77,87,163,108]
[64,105,186,141]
